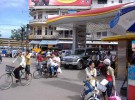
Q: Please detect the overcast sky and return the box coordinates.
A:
[0,0,29,38]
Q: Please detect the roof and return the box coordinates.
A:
[47,3,131,25]
[102,33,135,41]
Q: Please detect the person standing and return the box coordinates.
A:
[2,48,7,57]
[0,52,2,64]
[36,52,43,77]
[101,58,116,100]
[25,50,31,79]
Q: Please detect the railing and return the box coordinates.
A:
[29,19,47,24]
[29,35,59,39]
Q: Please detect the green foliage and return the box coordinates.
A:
[0,40,3,45]
[10,25,28,41]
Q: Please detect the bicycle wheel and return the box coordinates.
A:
[87,96,100,100]
[33,70,41,79]
[20,72,32,86]
[0,73,13,90]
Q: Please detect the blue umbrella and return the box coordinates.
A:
[110,2,135,35]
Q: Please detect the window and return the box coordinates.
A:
[98,0,107,4]
[51,30,53,35]
[65,31,69,37]
[34,15,36,19]
[37,27,42,35]
[97,32,101,38]
[34,28,36,35]
[119,0,123,3]
[38,13,42,19]
[45,27,47,35]
[102,32,107,36]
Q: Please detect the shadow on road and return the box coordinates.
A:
[41,80,82,93]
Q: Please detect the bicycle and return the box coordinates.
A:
[0,65,32,90]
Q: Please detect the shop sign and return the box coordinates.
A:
[128,65,135,80]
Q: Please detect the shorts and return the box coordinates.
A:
[25,65,30,74]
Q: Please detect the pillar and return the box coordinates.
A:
[72,27,77,53]
[117,40,127,80]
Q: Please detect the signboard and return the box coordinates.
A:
[29,0,91,6]
[132,40,135,52]
[76,28,86,48]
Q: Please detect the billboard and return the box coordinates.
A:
[29,0,91,6]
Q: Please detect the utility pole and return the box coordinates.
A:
[26,24,30,49]
[21,27,24,49]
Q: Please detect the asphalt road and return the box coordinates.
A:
[0,57,127,100]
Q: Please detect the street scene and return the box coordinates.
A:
[0,0,135,100]
[0,57,126,100]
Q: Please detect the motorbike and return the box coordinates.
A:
[81,80,100,100]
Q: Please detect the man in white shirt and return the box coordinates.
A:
[51,53,61,76]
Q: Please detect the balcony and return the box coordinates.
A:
[29,35,59,39]
[29,19,47,24]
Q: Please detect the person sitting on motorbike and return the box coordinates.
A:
[50,53,60,76]
[81,61,97,97]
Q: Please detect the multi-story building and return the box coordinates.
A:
[28,0,134,50]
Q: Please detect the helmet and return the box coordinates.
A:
[103,59,111,65]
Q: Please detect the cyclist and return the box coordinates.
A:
[25,50,31,79]
[12,52,26,83]
[81,61,97,97]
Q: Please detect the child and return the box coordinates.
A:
[0,52,2,64]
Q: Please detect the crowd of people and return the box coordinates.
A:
[0,47,118,99]
[36,50,62,77]
[81,50,117,100]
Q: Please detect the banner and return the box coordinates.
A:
[29,0,91,6]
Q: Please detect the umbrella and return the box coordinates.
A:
[110,2,135,35]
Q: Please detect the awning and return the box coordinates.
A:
[86,41,118,45]
[110,2,135,35]
[39,40,58,45]
[29,40,40,44]
[102,33,135,41]
[58,41,72,44]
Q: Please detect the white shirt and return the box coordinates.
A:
[52,57,60,67]
[13,55,26,68]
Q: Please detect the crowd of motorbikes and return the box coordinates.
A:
[33,61,58,79]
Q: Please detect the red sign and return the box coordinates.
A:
[29,0,91,6]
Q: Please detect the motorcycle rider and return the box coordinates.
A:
[81,61,97,97]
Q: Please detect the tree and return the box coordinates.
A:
[0,34,1,37]
[0,40,3,46]
[10,25,28,41]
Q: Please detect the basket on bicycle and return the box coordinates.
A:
[5,65,15,72]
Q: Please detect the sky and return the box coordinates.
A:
[0,0,29,38]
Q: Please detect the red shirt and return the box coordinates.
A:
[106,74,113,82]
[37,54,42,62]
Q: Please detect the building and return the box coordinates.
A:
[28,0,134,50]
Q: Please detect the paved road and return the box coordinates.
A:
[0,57,127,100]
